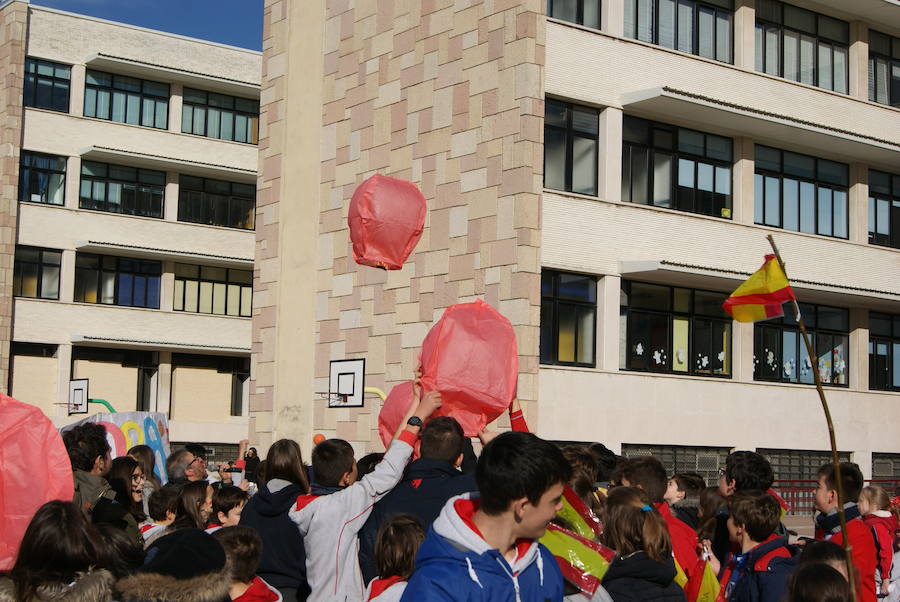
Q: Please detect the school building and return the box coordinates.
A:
[0,1,259,455]
[253,0,900,488]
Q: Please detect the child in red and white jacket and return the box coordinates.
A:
[859,485,899,598]
[365,515,425,602]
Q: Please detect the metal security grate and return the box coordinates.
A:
[758,448,851,481]
[622,444,731,485]
[170,442,240,466]
[873,453,900,480]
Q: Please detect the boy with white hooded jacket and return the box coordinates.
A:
[400,431,571,602]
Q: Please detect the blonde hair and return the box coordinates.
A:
[603,486,671,563]
[860,485,891,511]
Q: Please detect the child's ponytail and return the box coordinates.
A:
[603,487,672,564]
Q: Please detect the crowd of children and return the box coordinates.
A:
[2,387,899,602]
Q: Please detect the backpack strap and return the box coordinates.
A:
[752,544,792,572]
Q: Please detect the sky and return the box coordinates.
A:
[31,0,264,51]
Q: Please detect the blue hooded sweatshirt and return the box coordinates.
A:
[400,493,564,602]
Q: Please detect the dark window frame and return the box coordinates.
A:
[755,0,849,93]
[19,151,66,206]
[753,302,849,387]
[13,246,62,300]
[71,347,157,412]
[540,270,598,367]
[173,263,253,318]
[74,253,162,309]
[79,160,165,218]
[621,280,733,378]
[23,57,71,113]
[544,99,600,197]
[547,0,601,29]
[868,30,900,108]
[181,88,260,145]
[868,169,900,249]
[624,0,735,64]
[83,69,169,129]
[622,115,734,219]
[178,175,256,230]
[754,145,849,239]
[869,312,900,392]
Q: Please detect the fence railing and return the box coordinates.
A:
[773,479,900,515]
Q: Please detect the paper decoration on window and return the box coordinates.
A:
[783,359,795,377]
[653,350,666,365]
[696,354,709,369]
[766,350,775,367]
[717,351,725,363]
[635,343,644,356]
[676,349,685,363]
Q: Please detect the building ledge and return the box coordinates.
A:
[76,240,252,267]
[72,334,250,355]
[85,53,260,97]
[80,145,257,183]
[621,87,900,168]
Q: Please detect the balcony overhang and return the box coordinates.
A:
[85,53,260,98]
[621,87,900,170]
[75,240,252,269]
[71,334,250,356]
[80,146,257,184]
[619,259,900,312]
[803,0,900,33]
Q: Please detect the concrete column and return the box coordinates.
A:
[58,249,75,304]
[734,321,755,382]
[855,450,873,480]
[599,107,623,203]
[70,64,86,118]
[849,307,868,391]
[602,0,624,37]
[597,274,621,371]
[65,155,80,210]
[160,260,175,312]
[733,0,757,71]
[733,137,755,225]
[55,343,72,418]
[848,23,869,101]
[164,171,178,222]
[156,350,172,414]
[849,163,868,244]
[169,83,183,134]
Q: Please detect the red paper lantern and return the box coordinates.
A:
[418,300,518,436]
[378,381,416,449]
[348,174,426,270]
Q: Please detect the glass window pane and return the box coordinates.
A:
[716,10,732,63]
[869,197,876,236]
[818,43,833,90]
[697,162,714,192]
[126,93,141,124]
[818,306,848,331]
[240,287,252,316]
[678,158,695,188]
[208,108,222,139]
[101,271,115,304]
[818,15,848,44]
[783,179,799,231]
[653,152,672,207]
[754,174,764,224]
[765,25,780,75]
[677,0,694,53]
[577,308,595,364]
[756,146,780,171]
[715,166,731,195]
[174,279,185,311]
[40,265,59,299]
[623,116,650,145]
[833,46,847,94]
[558,304,576,363]
[755,24,764,72]
[799,34,815,85]
[876,199,889,235]
[672,317,689,372]
[783,152,814,179]
[782,330,798,382]
[544,128,566,192]
[572,136,597,196]
[658,0,676,49]
[631,147,650,204]
[679,129,704,156]
[818,159,848,186]
[572,107,598,135]
[558,273,596,302]
[226,284,241,316]
[698,6,716,59]
[833,190,847,238]
[765,176,780,227]
[637,0,653,43]
[629,282,670,311]
[212,282,227,314]
[694,290,727,316]
[624,0,636,38]
[199,281,213,313]
[545,99,567,128]
[111,91,126,122]
[817,187,833,236]
[800,182,816,234]
[673,288,690,313]
[185,280,199,312]
[182,105,193,133]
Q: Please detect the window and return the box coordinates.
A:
[869,31,900,108]
[84,70,169,129]
[622,116,733,218]
[547,0,600,28]
[621,281,732,376]
[174,264,252,317]
[13,246,61,300]
[19,151,66,205]
[178,175,256,230]
[755,0,848,93]
[540,270,596,366]
[868,170,900,249]
[872,453,900,480]
[23,58,70,112]
[74,253,161,309]
[72,347,157,412]
[758,448,850,481]
[622,444,731,484]
[171,354,249,417]
[624,0,734,63]
[754,302,848,386]
[754,145,848,239]
[182,88,260,144]
[544,99,599,196]
[79,161,165,218]
[869,312,900,392]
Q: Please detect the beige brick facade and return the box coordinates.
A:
[0,0,26,393]
[253,0,546,452]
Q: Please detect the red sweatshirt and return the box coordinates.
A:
[655,502,700,581]
[817,516,878,602]
[863,512,898,581]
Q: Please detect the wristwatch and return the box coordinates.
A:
[406,416,423,428]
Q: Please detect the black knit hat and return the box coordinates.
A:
[140,528,226,580]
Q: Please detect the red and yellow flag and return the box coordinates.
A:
[541,524,615,596]
[722,254,795,322]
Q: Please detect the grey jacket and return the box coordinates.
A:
[0,570,114,602]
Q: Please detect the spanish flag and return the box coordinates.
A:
[722,254,795,322]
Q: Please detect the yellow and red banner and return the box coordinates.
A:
[541,524,615,595]
[684,557,723,602]
[722,254,795,322]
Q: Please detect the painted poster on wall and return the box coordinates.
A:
[60,412,171,484]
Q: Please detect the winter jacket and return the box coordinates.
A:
[399,493,565,602]
[234,577,283,602]
[864,511,898,582]
[816,505,878,602]
[240,479,311,599]
[656,502,699,581]
[671,499,700,531]
[719,535,796,602]
[0,570,115,602]
[116,566,231,602]
[288,431,417,602]
[358,458,477,584]
[601,551,687,602]
[365,577,405,602]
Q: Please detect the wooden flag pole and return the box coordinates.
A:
[766,235,856,602]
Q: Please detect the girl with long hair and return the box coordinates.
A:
[168,480,214,531]
[107,455,147,526]
[600,486,687,602]
[128,444,161,515]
